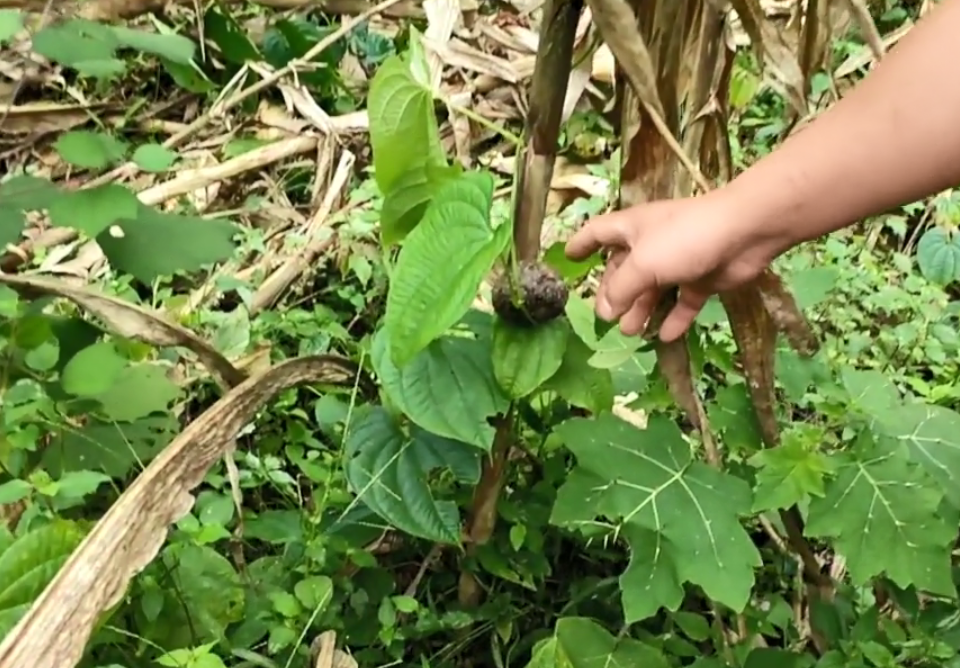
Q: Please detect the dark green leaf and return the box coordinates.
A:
[48,184,139,236]
[344,406,480,543]
[97,205,238,282]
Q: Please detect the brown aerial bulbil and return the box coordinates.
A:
[491,260,569,327]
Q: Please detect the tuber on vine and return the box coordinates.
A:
[491,260,569,326]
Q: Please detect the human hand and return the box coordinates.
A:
[565,189,779,341]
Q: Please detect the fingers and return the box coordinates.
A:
[565,209,637,261]
[597,250,658,320]
[658,288,710,342]
[596,248,625,298]
[619,290,659,336]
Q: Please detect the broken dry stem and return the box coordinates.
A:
[249,149,356,313]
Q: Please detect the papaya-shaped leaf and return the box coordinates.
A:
[749,435,833,512]
[0,520,85,639]
[805,433,954,595]
[841,367,901,416]
[384,171,509,366]
[132,144,178,172]
[367,54,446,193]
[372,328,509,450]
[48,184,139,237]
[542,334,614,414]
[841,368,960,508]
[551,414,761,622]
[916,227,960,285]
[380,163,460,246]
[344,406,481,543]
[527,617,668,668]
[492,318,569,398]
[869,403,960,509]
[97,204,238,283]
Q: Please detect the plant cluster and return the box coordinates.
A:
[1,3,960,668]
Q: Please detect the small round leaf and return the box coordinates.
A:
[60,341,127,397]
[54,130,128,170]
[916,227,960,286]
[132,144,178,172]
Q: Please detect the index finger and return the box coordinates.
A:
[565,209,636,261]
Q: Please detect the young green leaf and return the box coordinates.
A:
[492,318,569,398]
[156,542,245,646]
[551,414,762,622]
[53,470,111,500]
[749,436,832,512]
[542,241,601,282]
[132,144,178,172]
[367,54,446,193]
[344,406,480,544]
[54,130,128,170]
[293,575,333,611]
[43,415,176,480]
[372,329,509,450]
[203,8,260,64]
[380,163,460,245]
[384,171,509,365]
[32,19,119,73]
[0,479,32,505]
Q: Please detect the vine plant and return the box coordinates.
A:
[361,1,960,664]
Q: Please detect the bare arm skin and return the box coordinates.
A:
[728,0,960,255]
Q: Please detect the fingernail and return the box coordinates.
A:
[597,296,613,320]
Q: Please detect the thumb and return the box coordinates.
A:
[565,208,637,261]
[658,288,709,341]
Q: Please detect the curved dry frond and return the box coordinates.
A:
[0,273,247,388]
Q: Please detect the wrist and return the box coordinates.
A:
[710,175,800,264]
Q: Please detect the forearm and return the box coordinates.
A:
[727,0,960,253]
